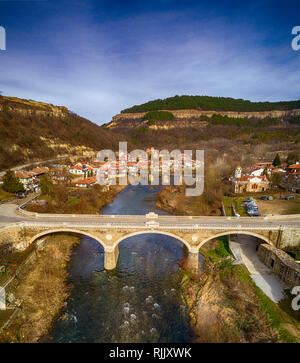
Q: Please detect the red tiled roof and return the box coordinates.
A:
[91,161,106,166]
[71,164,93,171]
[288,163,300,169]
[235,175,268,182]
[31,167,49,175]
[256,162,272,166]
[75,177,96,185]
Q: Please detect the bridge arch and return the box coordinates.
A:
[198,230,271,250]
[111,230,191,251]
[27,228,106,248]
[107,229,199,272]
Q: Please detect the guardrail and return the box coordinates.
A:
[0,220,293,232]
[13,198,300,222]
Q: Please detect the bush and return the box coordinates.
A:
[2,170,24,193]
[142,111,175,122]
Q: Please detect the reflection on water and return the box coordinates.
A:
[47,183,195,343]
[100,183,169,215]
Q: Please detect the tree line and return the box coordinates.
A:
[121,95,300,113]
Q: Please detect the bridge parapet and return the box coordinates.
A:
[1,215,300,271]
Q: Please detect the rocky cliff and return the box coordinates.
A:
[106,108,300,130]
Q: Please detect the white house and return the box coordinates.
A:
[250,167,265,177]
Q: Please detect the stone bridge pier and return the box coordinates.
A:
[182,246,200,273]
[103,242,199,273]
[104,245,120,270]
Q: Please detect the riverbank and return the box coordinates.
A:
[26,184,127,214]
[180,238,300,343]
[0,234,80,343]
[156,185,223,216]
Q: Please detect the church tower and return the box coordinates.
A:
[235,166,242,178]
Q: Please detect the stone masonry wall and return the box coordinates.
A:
[257,244,300,287]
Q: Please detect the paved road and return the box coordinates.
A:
[0,201,300,230]
[0,155,70,177]
[230,235,285,302]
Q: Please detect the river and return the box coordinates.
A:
[47,184,195,343]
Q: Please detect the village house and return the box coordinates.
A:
[254,161,273,169]
[287,162,300,177]
[249,167,268,177]
[69,163,94,176]
[284,162,300,193]
[15,171,36,191]
[14,166,49,192]
[75,176,97,188]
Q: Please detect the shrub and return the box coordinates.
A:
[142,111,175,122]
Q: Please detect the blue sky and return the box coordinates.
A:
[0,0,300,124]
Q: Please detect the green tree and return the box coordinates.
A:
[271,173,283,187]
[262,166,271,181]
[39,174,55,197]
[2,170,24,193]
[286,152,299,166]
[273,153,281,167]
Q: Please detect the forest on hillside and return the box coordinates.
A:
[121,95,300,113]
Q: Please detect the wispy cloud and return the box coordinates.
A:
[1,2,300,123]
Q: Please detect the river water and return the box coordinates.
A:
[48,184,194,343]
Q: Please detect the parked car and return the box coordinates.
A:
[261,196,267,200]
[248,211,261,217]
[17,191,26,198]
[285,195,296,200]
[268,196,273,200]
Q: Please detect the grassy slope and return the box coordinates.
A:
[0,187,14,202]
[0,234,79,343]
[0,96,123,170]
[181,238,300,343]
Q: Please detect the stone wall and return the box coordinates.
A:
[280,228,300,249]
[257,244,300,287]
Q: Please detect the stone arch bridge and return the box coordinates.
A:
[1,210,300,272]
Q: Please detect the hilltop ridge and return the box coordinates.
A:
[0,95,122,170]
[121,95,300,113]
[103,95,300,162]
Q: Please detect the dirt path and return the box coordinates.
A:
[256,197,300,216]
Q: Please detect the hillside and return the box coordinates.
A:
[0,96,122,170]
[121,95,300,113]
[104,96,300,164]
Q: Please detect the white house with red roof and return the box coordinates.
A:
[69,163,93,176]
[15,167,49,192]
[287,162,300,176]
[75,176,96,188]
